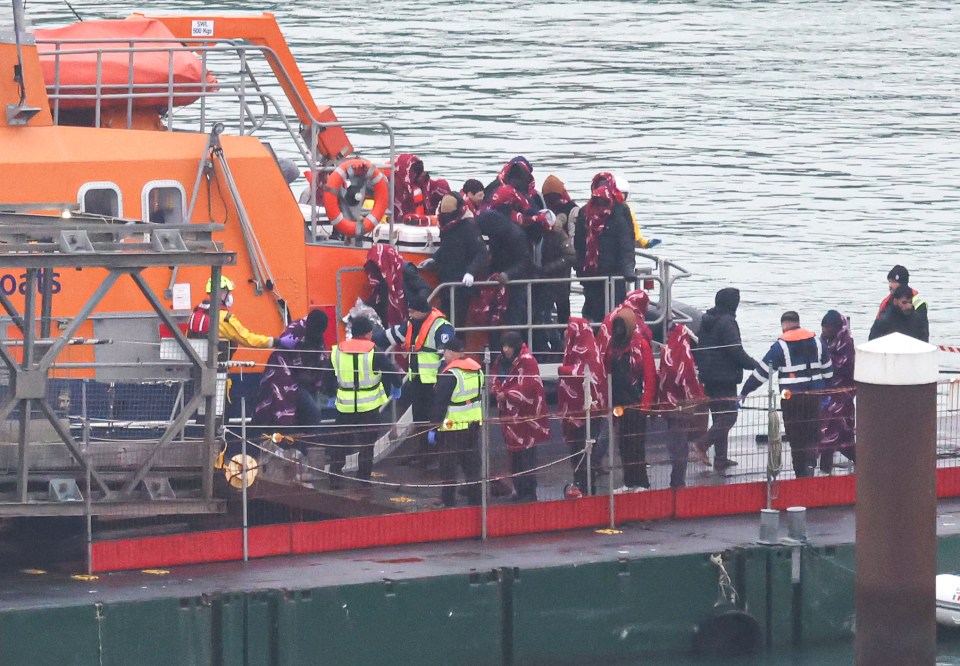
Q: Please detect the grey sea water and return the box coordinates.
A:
[21,0,960,369]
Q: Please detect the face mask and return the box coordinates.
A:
[223,293,234,308]
[438,211,459,225]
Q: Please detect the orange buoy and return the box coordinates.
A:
[323,158,389,237]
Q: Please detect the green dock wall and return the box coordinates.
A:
[6,537,959,665]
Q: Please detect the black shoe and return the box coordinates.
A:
[714,458,738,471]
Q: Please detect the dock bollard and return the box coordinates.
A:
[759,509,780,544]
[786,506,807,542]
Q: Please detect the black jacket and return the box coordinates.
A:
[433,215,489,284]
[869,306,929,343]
[573,202,635,279]
[693,305,758,386]
[477,210,532,280]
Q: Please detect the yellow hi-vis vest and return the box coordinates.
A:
[331,339,388,414]
[441,359,484,431]
[404,308,450,385]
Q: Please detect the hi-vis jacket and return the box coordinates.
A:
[188,300,274,349]
[381,308,454,384]
[330,339,390,414]
[739,327,833,398]
[430,358,484,431]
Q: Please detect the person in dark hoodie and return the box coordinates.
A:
[574,173,636,322]
[691,287,759,470]
[426,193,490,328]
[542,174,579,325]
[875,264,929,342]
[477,206,533,348]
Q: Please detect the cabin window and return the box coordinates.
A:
[142,181,186,224]
[78,182,122,217]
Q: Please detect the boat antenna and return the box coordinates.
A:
[62,0,83,21]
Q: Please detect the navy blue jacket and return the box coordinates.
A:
[740,327,833,398]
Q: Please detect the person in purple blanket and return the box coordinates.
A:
[818,309,856,473]
[251,310,330,453]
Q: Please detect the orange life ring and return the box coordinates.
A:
[323,158,389,237]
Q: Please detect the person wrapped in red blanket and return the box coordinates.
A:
[491,332,551,502]
[602,307,656,493]
[657,323,708,488]
[558,317,608,496]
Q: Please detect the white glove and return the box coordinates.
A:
[541,209,557,226]
[462,273,474,287]
[417,258,436,270]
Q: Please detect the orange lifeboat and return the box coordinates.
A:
[322,158,389,237]
[34,19,218,110]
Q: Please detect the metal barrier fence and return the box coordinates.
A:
[4,334,959,570]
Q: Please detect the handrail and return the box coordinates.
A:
[427,255,694,349]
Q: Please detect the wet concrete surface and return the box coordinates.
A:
[5,497,960,613]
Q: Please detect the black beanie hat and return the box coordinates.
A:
[887,265,909,285]
[407,293,430,314]
[445,336,465,353]
[821,310,843,328]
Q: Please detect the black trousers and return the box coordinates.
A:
[438,423,481,507]
[782,392,821,478]
[617,407,649,488]
[564,421,601,494]
[406,378,436,463]
[511,446,538,501]
[698,382,739,462]
[331,410,382,484]
[666,405,708,489]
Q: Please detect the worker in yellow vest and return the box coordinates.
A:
[324,315,401,489]
[427,336,483,507]
[378,293,454,467]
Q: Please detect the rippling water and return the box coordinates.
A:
[17,0,960,368]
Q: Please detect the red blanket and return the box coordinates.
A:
[492,344,551,451]
[364,244,407,328]
[658,324,704,408]
[557,317,607,427]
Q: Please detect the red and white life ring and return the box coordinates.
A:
[322,158,389,237]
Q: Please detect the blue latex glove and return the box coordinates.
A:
[389,386,402,401]
[821,397,831,409]
[277,333,299,350]
[427,431,437,446]
[326,397,337,409]
[736,398,744,409]
[645,238,662,248]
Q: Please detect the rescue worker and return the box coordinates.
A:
[378,293,455,466]
[427,336,483,507]
[876,264,929,342]
[324,315,401,488]
[187,275,279,353]
[740,311,833,478]
[869,284,928,342]
[608,172,660,250]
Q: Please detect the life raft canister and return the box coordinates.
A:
[323,158,389,237]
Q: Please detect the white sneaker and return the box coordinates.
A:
[613,485,630,494]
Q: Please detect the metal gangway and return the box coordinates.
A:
[0,205,234,517]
